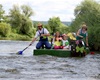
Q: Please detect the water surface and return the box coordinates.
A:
[0,40,100,80]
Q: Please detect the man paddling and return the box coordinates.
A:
[29,23,51,49]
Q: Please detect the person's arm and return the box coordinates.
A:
[29,38,37,46]
[86,36,89,46]
[77,29,83,38]
[29,31,39,46]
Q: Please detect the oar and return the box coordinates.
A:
[16,37,37,55]
[16,45,30,55]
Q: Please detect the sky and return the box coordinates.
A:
[0,0,99,21]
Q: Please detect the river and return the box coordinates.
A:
[0,40,100,80]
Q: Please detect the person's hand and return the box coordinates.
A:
[86,44,89,47]
[41,34,44,37]
[59,37,62,40]
[80,36,83,39]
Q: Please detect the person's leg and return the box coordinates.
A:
[54,46,59,49]
[36,41,43,49]
[44,41,51,49]
[59,46,63,49]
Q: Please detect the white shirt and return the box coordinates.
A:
[34,28,49,38]
[62,40,69,46]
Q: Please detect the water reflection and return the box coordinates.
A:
[0,40,100,80]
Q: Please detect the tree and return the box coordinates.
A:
[8,4,34,36]
[48,17,61,33]
[0,4,5,22]
[21,5,33,18]
[0,22,11,37]
[70,0,100,51]
[48,17,69,34]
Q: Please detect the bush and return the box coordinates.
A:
[9,33,32,41]
[0,22,11,37]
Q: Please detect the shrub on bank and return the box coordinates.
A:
[9,33,32,41]
[0,22,11,37]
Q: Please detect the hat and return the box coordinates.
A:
[37,23,42,27]
[62,34,66,36]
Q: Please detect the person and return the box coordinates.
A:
[62,34,70,49]
[52,31,63,49]
[76,24,89,47]
[29,23,51,49]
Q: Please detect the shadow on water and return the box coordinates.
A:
[0,40,100,80]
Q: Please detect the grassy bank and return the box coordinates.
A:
[0,33,32,41]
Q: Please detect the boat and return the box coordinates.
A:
[33,48,90,57]
[33,39,90,57]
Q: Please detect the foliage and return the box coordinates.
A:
[48,17,61,33]
[48,17,69,34]
[8,4,34,36]
[0,4,7,22]
[70,0,100,51]
[0,22,11,37]
[58,23,70,34]
[19,18,33,36]
[9,32,32,40]
[21,5,34,18]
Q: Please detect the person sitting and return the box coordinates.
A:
[62,34,70,50]
[52,31,63,49]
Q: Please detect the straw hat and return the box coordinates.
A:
[37,23,42,27]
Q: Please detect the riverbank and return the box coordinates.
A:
[0,34,32,41]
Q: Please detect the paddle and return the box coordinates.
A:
[16,45,31,55]
[16,36,38,55]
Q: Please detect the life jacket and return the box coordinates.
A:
[38,28,48,41]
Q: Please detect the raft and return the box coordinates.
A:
[33,48,90,57]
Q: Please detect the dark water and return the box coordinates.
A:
[0,40,100,80]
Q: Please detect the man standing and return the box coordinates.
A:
[29,23,51,49]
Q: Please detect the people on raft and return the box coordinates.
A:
[29,23,51,49]
[62,34,70,50]
[76,24,89,47]
[52,31,63,49]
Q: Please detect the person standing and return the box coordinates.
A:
[76,24,89,46]
[29,23,51,49]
